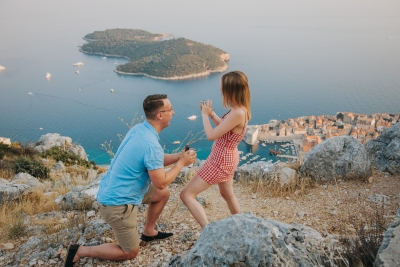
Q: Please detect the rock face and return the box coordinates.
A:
[300,136,371,181]
[34,133,88,160]
[0,183,30,204]
[168,213,325,267]
[12,172,45,190]
[365,122,400,174]
[375,208,400,267]
[55,172,104,210]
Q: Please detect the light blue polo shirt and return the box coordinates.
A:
[97,121,164,206]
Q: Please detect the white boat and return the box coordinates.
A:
[261,143,266,147]
[75,70,80,74]
[28,92,33,95]
[0,65,5,70]
[73,61,84,66]
[110,89,114,93]
[241,156,247,160]
[45,72,51,79]
[173,141,180,144]
[188,115,197,120]
[39,127,43,130]
[102,57,107,59]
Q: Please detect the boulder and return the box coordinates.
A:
[278,167,297,185]
[168,213,326,267]
[365,122,400,174]
[374,208,400,267]
[0,183,30,204]
[12,172,45,190]
[55,173,105,210]
[51,161,65,173]
[34,133,88,160]
[300,136,371,181]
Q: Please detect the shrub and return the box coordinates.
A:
[0,143,10,159]
[8,211,26,239]
[14,156,50,179]
[41,146,96,169]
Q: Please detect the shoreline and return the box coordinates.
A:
[80,48,229,81]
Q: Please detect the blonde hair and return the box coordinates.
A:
[221,70,251,120]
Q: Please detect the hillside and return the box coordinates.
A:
[80,29,229,79]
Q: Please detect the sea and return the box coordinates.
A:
[1,0,399,166]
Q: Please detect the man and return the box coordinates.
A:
[64,94,196,266]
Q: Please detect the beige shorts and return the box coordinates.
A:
[99,183,156,252]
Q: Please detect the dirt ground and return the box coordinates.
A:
[84,171,400,267]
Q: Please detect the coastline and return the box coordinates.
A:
[80,48,229,81]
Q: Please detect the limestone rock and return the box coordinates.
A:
[365,122,400,174]
[55,173,105,210]
[278,167,297,185]
[0,178,9,184]
[375,208,400,267]
[167,213,325,267]
[0,183,30,204]
[300,136,371,181]
[34,133,88,160]
[51,161,65,172]
[12,172,45,190]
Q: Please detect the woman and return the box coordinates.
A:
[180,70,251,228]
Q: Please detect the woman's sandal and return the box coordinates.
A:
[63,244,80,267]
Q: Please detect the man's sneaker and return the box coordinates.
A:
[140,231,173,243]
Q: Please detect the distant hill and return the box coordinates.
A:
[80,29,229,80]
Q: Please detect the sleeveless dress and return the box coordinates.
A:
[198,108,248,185]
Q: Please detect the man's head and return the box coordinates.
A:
[143,94,175,130]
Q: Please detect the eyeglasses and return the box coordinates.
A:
[159,107,174,113]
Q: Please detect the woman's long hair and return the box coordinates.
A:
[221,70,251,120]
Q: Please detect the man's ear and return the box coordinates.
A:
[156,112,163,120]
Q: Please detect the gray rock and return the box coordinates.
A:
[167,213,325,267]
[300,136,371,181]
[51,161,65,172]
[0,178,9,184]
[0,183,30,204]
[278,167,297,185]
[366,194,388,203]
[55,173,105,210]
[374,208,400,267]
[366,122,400,174]
[12,172,45,190]
[34,133,88,160]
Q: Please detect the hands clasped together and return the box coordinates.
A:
[200,99,214,118]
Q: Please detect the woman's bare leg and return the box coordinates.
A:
[180,174,211,228]
[218,179,240,214]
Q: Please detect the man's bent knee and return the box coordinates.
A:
[124,246,139,260]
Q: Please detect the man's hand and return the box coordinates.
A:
[178,149,197,167]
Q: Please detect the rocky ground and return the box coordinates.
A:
[17,170,397,267]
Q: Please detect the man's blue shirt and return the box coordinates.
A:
[97,121,164,206]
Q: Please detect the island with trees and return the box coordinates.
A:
[80,29,230,80]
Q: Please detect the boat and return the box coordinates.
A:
[110,89,114,93]
[269,149,282,155]
[45,72,51,79]
[188,115,197,120]
[102,57,107,59]
[28,92,33,95]
[75,70,80,74]
[261,143,266,147]
[0,65,5,70]
[39,127,43,130]
[241,156,247,160]
[73,61,84,66]
[173,141,180,144]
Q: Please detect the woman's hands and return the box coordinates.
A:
[200,99,214,117]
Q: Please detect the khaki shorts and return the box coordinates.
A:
[99,183,156,252]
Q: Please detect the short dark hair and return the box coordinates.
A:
[143,94,168,120]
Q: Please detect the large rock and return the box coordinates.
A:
[168,213,326,267]
[12,172,45,190]
[365,122,400,174]
[0,183,30,204]
[55,173,105,210]
[375,208,400,267]
[34,133,88,160]
[300,136,371,181]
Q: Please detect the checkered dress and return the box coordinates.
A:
[198,109,248,185]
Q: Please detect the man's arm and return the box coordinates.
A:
[149,150,196,189]
[164,153,181,166]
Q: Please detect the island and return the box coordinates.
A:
[80,29,229,80]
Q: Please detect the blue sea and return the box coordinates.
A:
[1,0,399,165]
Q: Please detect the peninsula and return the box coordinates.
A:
[80,29,229,80]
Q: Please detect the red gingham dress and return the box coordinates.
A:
[198,109,248,185]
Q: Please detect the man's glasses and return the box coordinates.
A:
[159,107,174,113]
